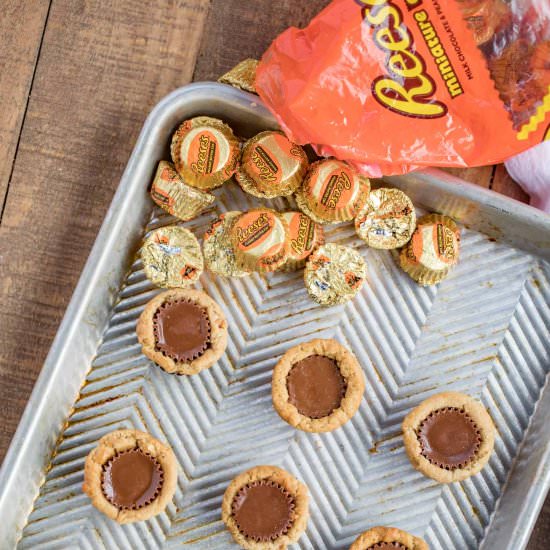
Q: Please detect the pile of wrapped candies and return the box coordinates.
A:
[143,116,461,306]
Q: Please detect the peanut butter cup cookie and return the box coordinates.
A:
[272,339,365,432]
[222,465,309,549]
[137,289,227,375]
[83,429,177,523]
[402,392,495,483]
[349,526,428,550]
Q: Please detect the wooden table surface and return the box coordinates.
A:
[0,1,546,547]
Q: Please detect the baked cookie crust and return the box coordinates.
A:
[349,526,428,550]
[82,429,177,524]
[272,338,365,433]
[402,391,495,483]
[222,465,309,550]
[136,288,227,375]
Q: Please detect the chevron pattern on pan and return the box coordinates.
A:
[18,182,550,550]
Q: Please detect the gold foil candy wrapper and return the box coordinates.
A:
[281,211,325,271]
[304,243,367,306]
[355,188,416,249]
[218,59,259,93]
[458,0,510,46]
[230,208,290,273]
[170,116,240,190]
[236,131,308,198]
[203,211,250,278]
[295,159,370,224]
[150,161,215,221]
[142,226,204,288]
[399,214,460,286]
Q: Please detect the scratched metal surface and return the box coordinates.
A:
[0,84,549,550]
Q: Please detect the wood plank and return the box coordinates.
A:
[491,163,530,203]
[193,0,331,81]
[528,496,550,550]
[0,0,51,212]
[444,166,494,188]
[446,165,529,203]
[0,0,210,462]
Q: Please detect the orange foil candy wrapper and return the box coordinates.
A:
[256,0,550,177]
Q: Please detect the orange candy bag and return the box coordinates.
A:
[255,0,550,177]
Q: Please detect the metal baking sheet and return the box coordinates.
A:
[0,83,549,550]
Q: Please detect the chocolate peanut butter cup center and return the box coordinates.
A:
[367,544,408,550]
[418,407,481,469]
[287,355,346,419]
[101,449,163,509]
[231,480,295,541]
[153,299,211,362]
